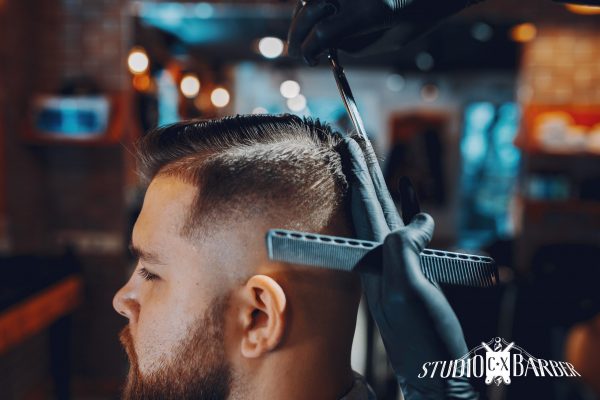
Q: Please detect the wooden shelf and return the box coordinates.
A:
[0,275,82,354]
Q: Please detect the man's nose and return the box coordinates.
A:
[113,279,141,321]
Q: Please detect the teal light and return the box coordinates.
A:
[139,3,233,44]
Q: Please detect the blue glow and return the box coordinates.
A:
[34,96,109,136]
[459,102,522,244]
[469,102,495,129]
[157,69,180,126]
[305,98,346,123]
[461,102,494,172]
[37,110,103,135]
[195,3,214,19]
[139,3,237,44]
[494,103,521,169]
[145,3,185,28]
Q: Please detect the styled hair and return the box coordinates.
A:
[136,114,351,237]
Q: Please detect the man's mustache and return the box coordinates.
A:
[119,325,139,367]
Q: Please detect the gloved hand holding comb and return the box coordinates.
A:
[340,135,478,399]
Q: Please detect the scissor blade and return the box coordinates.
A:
[328,49,369,141]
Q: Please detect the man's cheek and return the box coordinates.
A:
[135,320,178,374]
[135,302,187,372]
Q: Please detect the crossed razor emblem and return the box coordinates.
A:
[482,341,515,385]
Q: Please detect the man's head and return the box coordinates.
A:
[113,114,361,399]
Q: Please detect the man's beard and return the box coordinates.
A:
[118,295,232,400]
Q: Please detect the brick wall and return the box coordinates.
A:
[519,27,600,105]
[38,0,128,92]
[0,0,133,397]
[515,25,600,275]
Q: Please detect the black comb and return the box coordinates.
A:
[266,229,498,288]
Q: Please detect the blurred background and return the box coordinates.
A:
[0,0,599,399]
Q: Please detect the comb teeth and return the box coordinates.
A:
[266,230,498,288]
[420,249,497,287]
[267,230,374,273]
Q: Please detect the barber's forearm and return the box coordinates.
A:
[356,0,489,55]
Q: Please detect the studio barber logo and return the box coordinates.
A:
[418,337,581,386]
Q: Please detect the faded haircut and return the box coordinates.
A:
[136,114,351,238]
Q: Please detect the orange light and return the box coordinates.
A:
[565,4,600,15]
[510,23,537,43]
[132,74,151,92]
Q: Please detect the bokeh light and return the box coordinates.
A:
[211,87,230,108]
[280,80,301,99]
[258,37,284,59]
[286,94,307,112]
[132,74,151,92]
[180,74,201,98]
[415,52,434,71]
[421,84,439,103]
[386,74,405,92]
[510,23,537,43]
[252,107,268,114]
[194,2,214,18]
[471,22,493,42]
[127,47,149,74]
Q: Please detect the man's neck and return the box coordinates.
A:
[233,343,356,400]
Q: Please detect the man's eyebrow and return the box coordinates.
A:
[128,243,165,265]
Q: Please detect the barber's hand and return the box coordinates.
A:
[340,136,477,399]
[288,0,478,65]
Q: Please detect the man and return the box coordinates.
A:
[113,114,474,399]
[113,114,375,399]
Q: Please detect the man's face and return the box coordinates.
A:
[113,176,239,399]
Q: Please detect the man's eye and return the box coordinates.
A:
[138,267,159,281]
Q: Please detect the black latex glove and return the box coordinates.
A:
[288,0,482,65]
[339,135,478,399]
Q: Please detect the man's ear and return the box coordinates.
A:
[238,274,287,359]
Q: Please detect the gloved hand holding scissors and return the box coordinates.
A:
[339,135,478,399]
[288,0,482,65]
